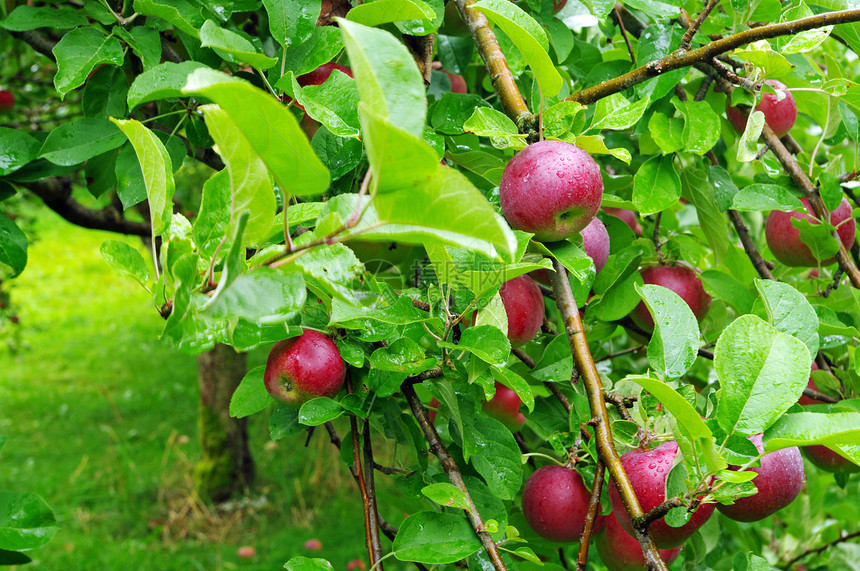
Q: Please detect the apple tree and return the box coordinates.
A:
[2,0,860,569]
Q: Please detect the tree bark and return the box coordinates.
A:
[194,344,255,502]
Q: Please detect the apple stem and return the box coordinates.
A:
[548,258,669,571]
[402,384,510,571]
[575,460,605,571]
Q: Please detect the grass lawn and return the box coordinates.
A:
[0,212,383,570]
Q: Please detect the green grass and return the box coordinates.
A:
[0,213,376,570]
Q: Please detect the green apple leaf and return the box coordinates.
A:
[715,315,812,436]
[110,118,176,238]
[755,279,819,358]
[199,104,277,246]
[39,117,126,166]
[182,68,330,198]
[633,154,681,215]
[472,0,562,98]
[347,0,436,27]
[199,20,278,69]
[635,284,700,379]
[99,240,151,287]
[394,512,482,564]
[0,492,58,551]
[1,5,87,31]
[262,0,320,49]
[52,27,124,96]
[0,213,28,279]
[230,366,273,418]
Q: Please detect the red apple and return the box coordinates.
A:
[297,62,353,87]
[608,441,715,549]
[431,61,467,94]
[552,0,568,13]
[346,559,367,571]
[483,381,526,431]
[304,538,323,550]
[631,266,711,331]
[0,90,14,112]
[595,510,681,571]
[264,330,346,408]
[803,445,860,474]
[500,141,604,242]
[499,274,544,347]
[521,465,590,542]
[603,207,643,237]
[716,433,805,522]
[428,397,441,424]
[581,216,610,274]
[726,79,797,137]
[237,546,257,558]
[797,362,821,406]
[765,197,856,267]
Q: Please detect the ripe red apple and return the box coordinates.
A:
[237,546,257,558]
[297,62,353,88]
[431,61,467,94]
[595,510,681,571]
[428,397,441,424]
[726,79,797,137]
[552,0,568,13]
[716,433,805,522]
[500,141,604,242]
[483,381,526,431]
[608,441,716,549]
[264,329,346,408]
[797,362,821,406]
[765,197,856,267]
[581,216,610,274]
[499,274,544,347]
[603,207,643,237]
[630,266,711,331]
[803,445,860,474]
[521,465,590,542]
[0,90,14,112]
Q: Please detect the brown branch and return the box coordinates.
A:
[22,179,150,237]
[548,259,668,571]
[604,393,636,423]
[728,210,775,280]
[402,34,435,86]
[785,530,860,569]
[402,384,509,571]
[512,347,536,368]
[839,170,860,183]
[633,496,693,529]
[596,344,644,362]
[694,75,714,101]
[759,120,860,289]
[453,0,535,133]
[576,460,605,571]
[349,404,378,571]
[323,422,415,555]
[614,5,636,64]
[680,0,719,50]
[803,387,839,404]
[362,419,385,569]
[10,30,58,61]
[568,9,860,105]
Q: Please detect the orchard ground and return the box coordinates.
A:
[1,214,859,569]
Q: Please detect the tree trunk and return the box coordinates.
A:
[194,343,255,502]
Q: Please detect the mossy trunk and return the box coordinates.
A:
[193,343,255,502]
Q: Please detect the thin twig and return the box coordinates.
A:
[596,344,644,362]
[604,393,636,422]
[728,210,775,280]
[402,384,509,571]
[615,5,636,64]
[784,530,860,569]
[680,0,720,50]
[362,419,384,569]
[350,411,377,569]
[576,461,605,571]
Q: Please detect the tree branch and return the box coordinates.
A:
[349,407,379,571]
[10,30,58,61]
[402,383,509,571]
[679,0,719,50]
[568,9,860,105]
[21,179,151,236]
[576,461,605,571]
[453,0,535,133]
[548,259,668,571]
[362,418,385,569]
[784,530,860,569]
